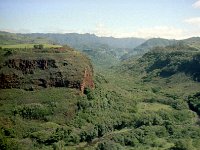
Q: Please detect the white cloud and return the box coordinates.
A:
[93,24,186,39]
[93,23,115,37]
[0,28,31,33]
[184,17,200,26]
[193,0,200,8]
[1,24,198,40]
[130,26,184,39]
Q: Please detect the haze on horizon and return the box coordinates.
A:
[0,0,200,39]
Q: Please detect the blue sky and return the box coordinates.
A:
[0,0,200,39]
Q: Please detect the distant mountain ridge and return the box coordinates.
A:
[0,31,146,49]
[24,33,146,49]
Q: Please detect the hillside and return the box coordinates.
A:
[121,38,178,60]
[141,45,200,81]
[0,46,94,92]
[120,42,200,83]
[182,37,200,49]
[119,43,200,113]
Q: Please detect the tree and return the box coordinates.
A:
[38,44,44,49]
[96,141,122,150]
[34,44,44,49]
[171,139,196,150]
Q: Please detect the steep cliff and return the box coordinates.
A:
[80,68,95,94]
[0,47,94,92]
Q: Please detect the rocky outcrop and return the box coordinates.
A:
[0,48,95,92]
[6,59,57,73]
[80,68,95,94]
[0,73,20,88]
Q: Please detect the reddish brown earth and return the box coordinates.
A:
[80,68,95,94]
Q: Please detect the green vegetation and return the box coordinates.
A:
[0,33,200,149]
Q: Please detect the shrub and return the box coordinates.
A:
[52,140,65,150]
[171,139,196,150]
[4,50,13,56]
[80,124,98,142]
[188,92,200,115]
[84,88,95,100]
[34,44,44,49]
[96,140,122,150]
[30,122,72,145]
[13,103,52,120]
[135,113,164,127]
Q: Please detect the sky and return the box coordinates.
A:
[0,0,200,39]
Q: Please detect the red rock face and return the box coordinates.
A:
[80,68,95,94]
[0,58,95,93]
[6,59,57,73]
[0,73,20,89]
